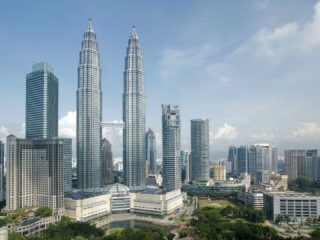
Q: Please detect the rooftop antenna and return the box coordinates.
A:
[132,10,136,28]
[89,6,92,21]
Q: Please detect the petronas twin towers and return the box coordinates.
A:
[123,27,146,188]
[77,19,145,189]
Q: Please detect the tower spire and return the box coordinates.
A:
[86,17,94,33]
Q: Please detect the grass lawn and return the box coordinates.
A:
[198,198,237,209]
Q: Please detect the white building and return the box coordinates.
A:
[264,192,320,222]
[238,191,264,210]
[212,164,226,181]
[64,183,183,221]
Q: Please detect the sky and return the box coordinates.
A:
[1,0,320,159]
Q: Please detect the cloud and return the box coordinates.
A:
[212,124,237,141]
[301,2,320,50]
[59,111,76,138]
[251,132,275,141]
[292,122,320,139]
[244,1,320,56]
[0,126,8,141]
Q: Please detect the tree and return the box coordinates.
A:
[275,214,285,224]
[8,233,25,240]
[310,228,320,239]
[34,207,52,218]
[284,215,291,224]
[0,218,6,227]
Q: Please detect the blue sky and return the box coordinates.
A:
[1,0,320,158]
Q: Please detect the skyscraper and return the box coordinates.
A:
[285,149,318,181]
[26,62,58,139]
[162,105,181,191]
[191,119,210,182]
[6,135,64,216]
[77,19,102,189]
[237,146,249,174]
[0,141,4,201]
[101,138,113,185]
[146,128,157,175]
[231,144,277,181]
[228,146,238,173]
[123,27,146,188]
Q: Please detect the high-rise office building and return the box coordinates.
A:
[77,19,102,189]
[230,144,277,181]
[101,138,113,185]
[6,135,64,216]
[26,62,58,139]
[237,146,249,174]
[190,119,210,182]
[0,141,4,201]
[184,151,191,183]
[228,146,237,173]
[63,139,72,192]
[25,62,72,192]
[180,150,191,183]
[123,27,146,188]
[162,105,181,191]
[146,128,157,175]
[285,149,318,181]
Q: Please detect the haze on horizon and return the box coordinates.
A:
[0,0,320,159]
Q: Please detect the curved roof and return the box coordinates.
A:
[105,183,130,196]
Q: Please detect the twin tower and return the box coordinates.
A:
[77,19,145,189]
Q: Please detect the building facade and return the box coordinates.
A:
[77,19,102,189]
[123,27,146,188]
[285,149,319,181]
[26,62,58,139]
[101,139,113,186]
[146,128,157,175]
[0,141,4,201]
[212,164,226,181]
[228,146,237,173]
[162,105,181,191]
[63,139,72,192]
[191,119,210,182]
[230,144,277,181]
[264,192,320,222]
[238,191,264,210]
[237,146,248,174]
[64,184,183,221]
[180,151,191,183]
[6,135,64,216]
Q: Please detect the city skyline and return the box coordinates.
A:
[1,1,320,157]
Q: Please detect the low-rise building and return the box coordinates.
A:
[0,226,8,240]
[182,180,244,196]
[237,191,264,210]
[7,216,57,236]
[264,192,320,222]
[64,189,111,222]
[64,183,183,221]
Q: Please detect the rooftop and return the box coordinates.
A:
[132,187,167,195]
[266,191,320,198]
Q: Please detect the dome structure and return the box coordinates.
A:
[105,183,130,196]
